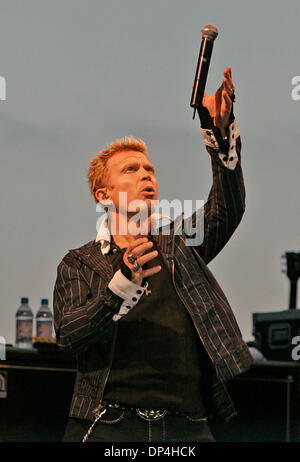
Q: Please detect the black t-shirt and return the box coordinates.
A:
[103,237,212,416]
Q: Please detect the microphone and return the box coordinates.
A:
[190,24,218,119]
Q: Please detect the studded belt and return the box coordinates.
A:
[95,401,206,422]
[83,401,206,442]
[136,408,167,421]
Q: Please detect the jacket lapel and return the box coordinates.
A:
[72,241,114,283]
[153,228,174,272]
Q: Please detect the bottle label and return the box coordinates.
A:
[37,320,53,339]
[16,319,33,343]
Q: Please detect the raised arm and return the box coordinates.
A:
[186,67,245,263]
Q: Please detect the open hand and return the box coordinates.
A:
[202,66,235,136]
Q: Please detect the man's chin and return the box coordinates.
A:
[130,197,158,210]
[116,198,158,220]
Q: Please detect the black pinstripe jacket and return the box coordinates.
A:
[53,121,253,422]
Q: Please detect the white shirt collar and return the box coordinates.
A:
[95,213,171,255]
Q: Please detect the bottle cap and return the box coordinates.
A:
[21,297,29,304]
[41,299,48,305]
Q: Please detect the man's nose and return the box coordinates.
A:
[141,170,151,181]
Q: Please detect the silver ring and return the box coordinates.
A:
[128,254,137,264]
[133,262,140,272]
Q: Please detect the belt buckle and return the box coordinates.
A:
[136,408,167,421]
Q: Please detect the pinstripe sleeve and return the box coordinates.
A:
[187,118,245,264]
[53,255,122,354]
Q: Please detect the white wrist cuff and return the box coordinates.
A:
[108,269,149,321]
[200,119,240,170]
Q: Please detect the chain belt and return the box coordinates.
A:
[82,401,206,442]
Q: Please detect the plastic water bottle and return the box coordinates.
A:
[15,297,33,348]
[36,299,53,339]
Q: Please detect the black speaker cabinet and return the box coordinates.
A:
[252,310,300,361]
[0,346,76,442]
[211,360,300,442]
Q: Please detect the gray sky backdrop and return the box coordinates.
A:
[1,0,299,345]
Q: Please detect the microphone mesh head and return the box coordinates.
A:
[201,24,218,41]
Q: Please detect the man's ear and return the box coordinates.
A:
[95,188,109,202]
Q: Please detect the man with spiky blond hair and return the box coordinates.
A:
[54,67,253,442]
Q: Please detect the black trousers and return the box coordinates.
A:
[63,410,215,443]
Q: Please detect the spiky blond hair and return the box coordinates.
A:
[87,135,149,202]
